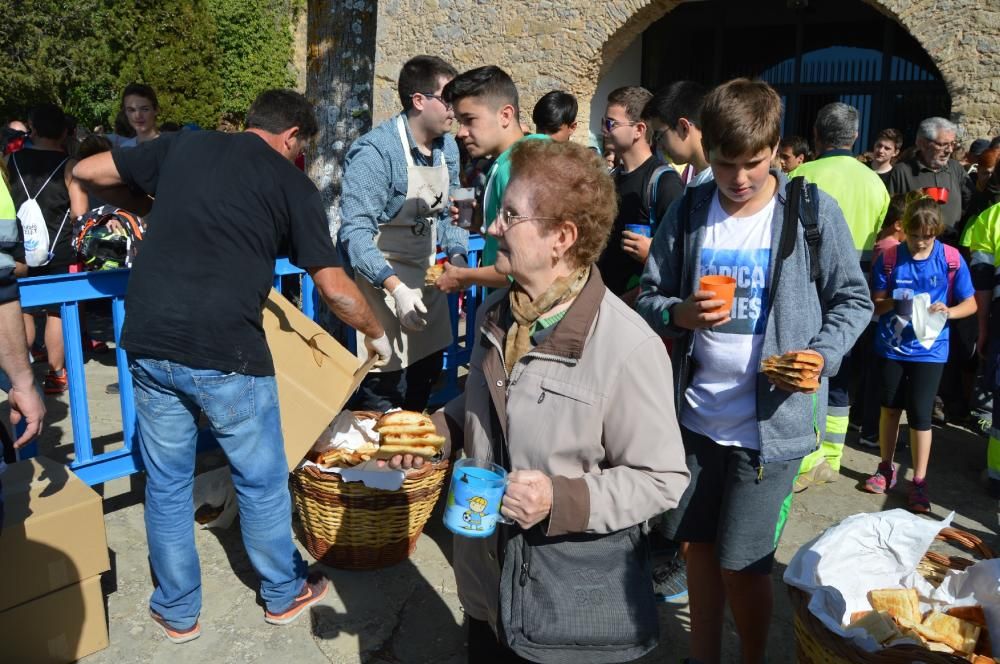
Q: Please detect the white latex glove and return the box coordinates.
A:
[390,283,428,331]
[364,333,392,367]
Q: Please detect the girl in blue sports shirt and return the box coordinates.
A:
[866,195,977,512]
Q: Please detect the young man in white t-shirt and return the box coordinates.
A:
[636,79,872,663]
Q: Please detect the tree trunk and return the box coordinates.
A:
[305,0,378,341]
[305,0,378,240]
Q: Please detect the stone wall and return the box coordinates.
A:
[368,0,999,141]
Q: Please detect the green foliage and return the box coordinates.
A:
[207,0,297,121]
[0,0,299,130]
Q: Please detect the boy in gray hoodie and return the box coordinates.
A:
[636,79,871,663]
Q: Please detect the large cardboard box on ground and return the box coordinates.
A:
[262,289,374,471]
[0,456,110,612]
[0,575,109,663]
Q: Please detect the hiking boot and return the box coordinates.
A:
[908,479,931,513]
[794,460,838,493]
[652,557,688,603]
[864,462,898,494]
[149,611,201,644]
[43,369,68,395]
[264,572,329,625]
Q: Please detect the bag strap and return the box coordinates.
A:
[48,209,70,254]
[799,180,821,282]
[882,243,898,279]
[645,164,673,228]
[943,243,961,304]
[768,176,818,320]
[11,154,69,201]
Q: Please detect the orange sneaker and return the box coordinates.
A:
[149,611,201,644]
[44,369,68,395]
[264,573,329,625]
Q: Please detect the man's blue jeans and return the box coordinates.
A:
[130,357,307,629]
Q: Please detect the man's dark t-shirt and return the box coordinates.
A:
[597,156,683,296]
[113,131,341,376]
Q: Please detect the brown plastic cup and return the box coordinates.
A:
[699,275,736,315]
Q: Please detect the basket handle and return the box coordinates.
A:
[931,527,996,564]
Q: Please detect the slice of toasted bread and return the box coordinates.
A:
[376,410,432,430]
[761,365,821,380]
[379,432,445,447]
[425,264,445,286]
[849,610,872,624]
[922,611,981,654]
[374,443,441,459]
[847,610,899,643]
[967,654,996,664]
[868,588,921,624]
[375,422,437,435]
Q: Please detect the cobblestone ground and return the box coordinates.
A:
[29,309,995,664]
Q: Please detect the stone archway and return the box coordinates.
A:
[369,0,998,140]
[581,0,999,138]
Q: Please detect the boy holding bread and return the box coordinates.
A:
[636,78,872,663]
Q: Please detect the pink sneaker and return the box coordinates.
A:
[908,479,931,513]
[864,462,897,494]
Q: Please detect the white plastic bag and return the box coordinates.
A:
[192,466,238,529]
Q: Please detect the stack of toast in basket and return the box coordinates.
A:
[760,351,822,391]
[311,410,446,468]
[373,411,446,459]
[847,587,993,661]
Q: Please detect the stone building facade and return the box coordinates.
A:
[367,0,999,141]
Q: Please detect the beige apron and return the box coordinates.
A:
[355,116,453,373]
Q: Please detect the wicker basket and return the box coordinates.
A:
[290,459,449,570]
[789,527,996,663]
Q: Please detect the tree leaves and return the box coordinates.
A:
[0,0,298,130]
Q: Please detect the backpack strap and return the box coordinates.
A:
[943,243,961,304]
[799,180,822,282]
[882,242,898,280]
[645,164,673,228]
[768,177,822,319]
[11,154,69,200]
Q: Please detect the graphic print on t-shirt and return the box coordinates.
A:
[680,193,776,450]
[700,248,769,335]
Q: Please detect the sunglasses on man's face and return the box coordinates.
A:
[602,117,637,133]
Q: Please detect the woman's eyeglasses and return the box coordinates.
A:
[494,208,557,233]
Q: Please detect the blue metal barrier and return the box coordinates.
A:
[15,236,485,486]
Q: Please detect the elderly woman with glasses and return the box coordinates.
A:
[392,139,690,661]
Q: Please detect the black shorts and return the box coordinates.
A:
[879,358,945,431]
[661,427,799,574]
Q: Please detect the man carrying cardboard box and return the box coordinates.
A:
[73,89,390,643]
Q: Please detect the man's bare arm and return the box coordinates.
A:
[0,299,44,446]
[308,266,384,339]
[72,153,153,215]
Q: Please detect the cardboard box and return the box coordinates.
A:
[0,457,111,612]
[0,575,109,663]
[262,289,374,470]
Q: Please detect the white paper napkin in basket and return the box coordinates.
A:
[784,509,958,652]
